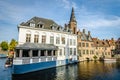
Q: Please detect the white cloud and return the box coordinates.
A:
[76,6,120,29]
[56,0,77,9]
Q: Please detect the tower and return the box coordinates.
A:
[69,7,77,34]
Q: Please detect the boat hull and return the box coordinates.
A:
[12,59,78,74]
[104,58,116,62]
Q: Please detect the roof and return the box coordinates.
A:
[78,32,93,42]
[92,38,110,47]
[20,16,72,33]
[20,16,59,29]
[16,43,58,50]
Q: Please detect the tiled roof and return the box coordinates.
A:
[20,16,59,29]
[20,16,72,32]
[16,43,58,50]
[92,38,110,47]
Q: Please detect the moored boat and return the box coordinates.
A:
[104,58,116,62]
[12,43,78,74]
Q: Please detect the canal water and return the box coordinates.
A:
[1,58,120,80]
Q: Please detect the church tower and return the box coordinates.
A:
[69,7,77,34]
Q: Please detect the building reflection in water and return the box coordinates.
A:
[12,64,79,80]
[13,61,120,80]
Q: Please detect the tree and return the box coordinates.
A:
[93,55,98,61]
[9,39,18,51]
[0,41,8,51]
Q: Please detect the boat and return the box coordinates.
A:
[104,58,116,62]
[12,43,78,75]
[0,54,7,58]
[5,57,13,67]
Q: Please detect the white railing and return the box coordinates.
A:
[13,56,57,65]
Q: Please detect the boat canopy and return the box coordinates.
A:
[16,43,58,50]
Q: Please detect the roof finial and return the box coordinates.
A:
[70,7,76,22]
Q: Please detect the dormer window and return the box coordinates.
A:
[51,26,55,30]
[37,21,44,28]
[38,24,44,28]
[29,20,35,27]
[30,23,35,27]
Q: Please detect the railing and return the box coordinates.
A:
[13,56,57,65]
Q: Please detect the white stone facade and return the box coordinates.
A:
[18,25,78,61]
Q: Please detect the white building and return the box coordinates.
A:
[15,16,78,65]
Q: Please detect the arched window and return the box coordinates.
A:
[26,31,31,42]
[42,33,46,43]
[34,32,39,43]
[50,34,54,44]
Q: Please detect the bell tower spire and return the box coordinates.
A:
[70,7,76,22]
[69,7,77,34]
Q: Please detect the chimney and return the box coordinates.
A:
[64,24,67,27]
[88,31,90,36]
[111,38,114,41]
[83,29,85,34]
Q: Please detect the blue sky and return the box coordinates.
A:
[0,0,120,42]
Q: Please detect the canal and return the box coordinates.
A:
[1,58,120,80]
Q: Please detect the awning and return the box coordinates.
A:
[16,43,58,50]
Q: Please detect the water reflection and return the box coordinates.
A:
[12,61,120,80]
[12,64,78,80]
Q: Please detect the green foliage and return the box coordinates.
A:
[93,55,98,60]
[0,41,8,51]
[9,39,18,51]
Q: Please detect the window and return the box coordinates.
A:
[33,50,38,57]
[56,37,60,44]
[92,50,94,54]
[48,50,52,56]
[23,50,29,57]
[70,48,72,55]
[67,38,69,45]
[86,50,89,54]
[34,35,39,43]
[86,43,89,47]
[91,44,93,47]
[78,50,81,56]
[73,39,76,46]
[61,37,65,44]
[42,35,46,43]
[82,43,85,47]
[79,42,81,47]
[83,50,85,54]
[38,24,44,28]
[41,50,45,56]
[70,39,72,45]
[105,52,107,55]
[26,34,31,42]
[74,48,76,55]
[108,52,110,55]
[37,21,44,28]
[50,36,54,44]
[30,23,35,27]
